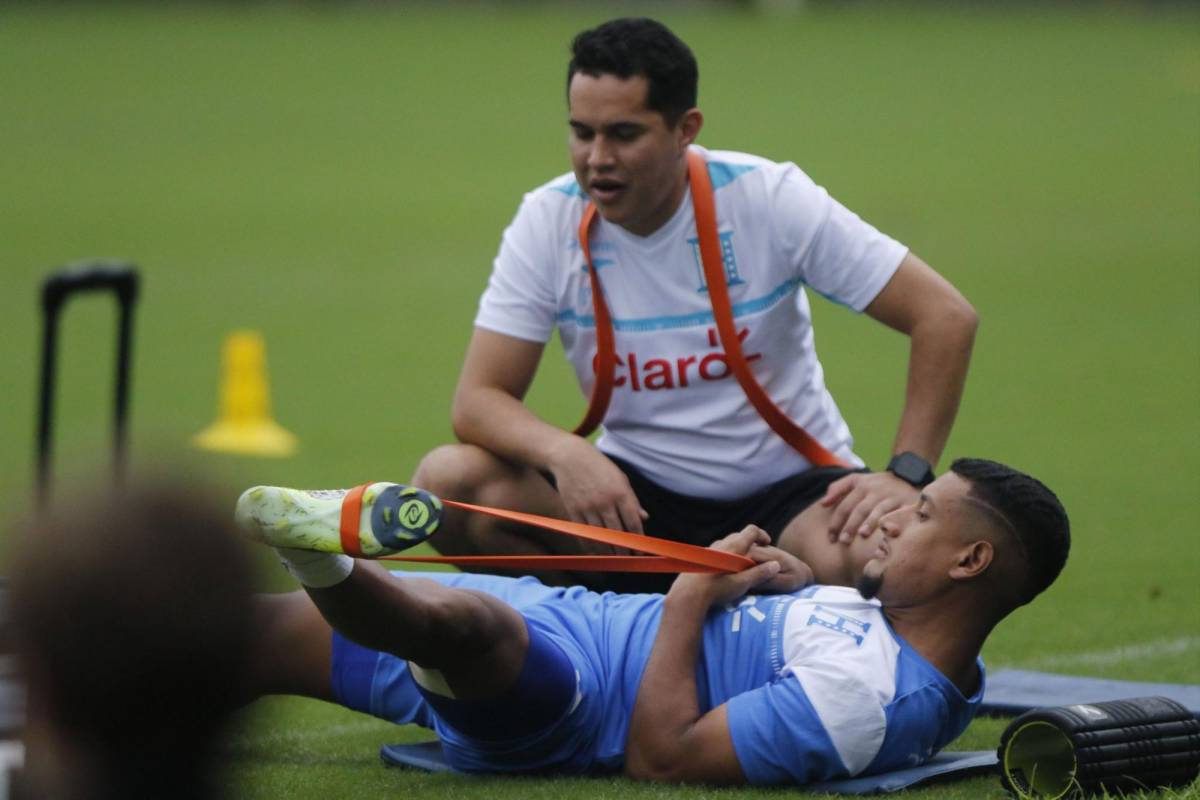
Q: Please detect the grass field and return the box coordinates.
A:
[1,2,1198,798]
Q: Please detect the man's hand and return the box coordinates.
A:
[671,526,810,607]
[747,542,814,595]
[820,471,919,544]
[545,436,648,554]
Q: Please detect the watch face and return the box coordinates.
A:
[890,453,933,486]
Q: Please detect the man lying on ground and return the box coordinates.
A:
[237,458,1068,785]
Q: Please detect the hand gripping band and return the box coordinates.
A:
[574,147,848,468]
[998,695,1200,799]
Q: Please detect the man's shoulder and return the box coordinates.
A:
[504,172,588,245]
[693,146,804,190]
[524,171,589,205]
[694,145,773,168]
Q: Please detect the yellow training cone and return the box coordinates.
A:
[192,330,298,457]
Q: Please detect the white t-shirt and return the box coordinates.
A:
[476,146,906,499]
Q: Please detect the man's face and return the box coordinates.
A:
[567,72,695,237]
[857,473,976,606]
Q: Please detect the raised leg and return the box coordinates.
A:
[246,563,532,704]
[303,561,529,700]
[244,591,337,702]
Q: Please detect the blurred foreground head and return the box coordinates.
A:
[9,478,255,800]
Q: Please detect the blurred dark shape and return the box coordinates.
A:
[7,479,255,800]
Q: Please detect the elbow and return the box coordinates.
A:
[624,754,683,784]
[449,408,469,443]
[449,388,475,443]
[624,741,682,783]
[625,757,739,786]
[938,294,978,349]
[624,745,721,785]
[958,298,980,339]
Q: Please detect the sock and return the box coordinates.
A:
[274,547,354,588]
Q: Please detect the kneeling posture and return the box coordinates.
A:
[239,458,1068,785]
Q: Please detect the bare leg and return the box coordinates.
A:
[303,561,528,700]
[244,591,337,702]
[776,501,877,588]
[412,444,595,587]
[777,501,854,587]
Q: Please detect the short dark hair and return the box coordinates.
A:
[9,479,256,798]
[950,458,1070,605]
[568,17,698,127]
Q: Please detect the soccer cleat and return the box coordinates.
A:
[235,482,442,557]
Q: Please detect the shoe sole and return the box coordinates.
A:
[236,482,443,557]
[367,484,443,552]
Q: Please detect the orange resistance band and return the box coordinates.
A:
[572,202,614,440]
[338,488,754,574]
[339,483,369,558]
[574,148,848,469]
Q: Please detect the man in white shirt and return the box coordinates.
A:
[413,17,979,591]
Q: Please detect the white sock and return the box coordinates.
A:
[274,547,354,589]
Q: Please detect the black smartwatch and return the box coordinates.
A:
[886,452,935,488]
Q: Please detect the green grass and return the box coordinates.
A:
[2,2,1198,798]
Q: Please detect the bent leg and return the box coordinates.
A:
[412,444,587,586]
[245,591,337,702]
[246,569,576,744]
[245,565,530,701]
[303,563,579,743]
[304,561,528,700]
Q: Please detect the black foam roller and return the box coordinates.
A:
[998,696,1200,798]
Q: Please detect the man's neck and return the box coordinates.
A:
[884,603,992,697]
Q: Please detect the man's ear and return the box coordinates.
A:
[950,540,994,581]
[677,108,703,149]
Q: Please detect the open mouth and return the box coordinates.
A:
[589,179,625,205]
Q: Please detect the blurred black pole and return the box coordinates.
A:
[36,262,140,509]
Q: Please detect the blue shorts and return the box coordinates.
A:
[330,571,640,774]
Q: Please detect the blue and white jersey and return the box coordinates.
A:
[475,147,907,499]
[713,585,982,784]
[583,584,982,783]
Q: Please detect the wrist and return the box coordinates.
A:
[540,430,587,474]
[664,579,714,612]
[886,451,935,488]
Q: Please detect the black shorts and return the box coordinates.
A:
[562,456,861,594]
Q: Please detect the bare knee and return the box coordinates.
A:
[403,590,493,662]
[411,444,567,563]
[402,586,528,697]
[412,444,514,502]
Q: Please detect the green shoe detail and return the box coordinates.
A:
[235,482,442,557]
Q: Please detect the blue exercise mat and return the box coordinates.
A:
[982,669,1200,718]
[379,672,1200,792]
[379,740,999,794]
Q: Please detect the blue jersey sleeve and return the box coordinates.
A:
[724,674,848,785]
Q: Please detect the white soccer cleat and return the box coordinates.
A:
[235,482,442,557]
